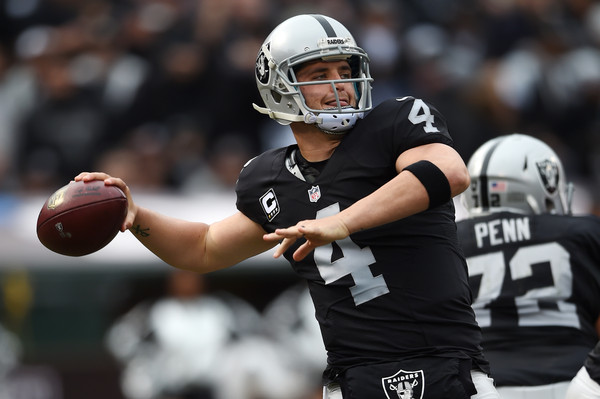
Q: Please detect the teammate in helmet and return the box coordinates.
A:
[461,133,571,216]
[75,14,500,399]
[457,133,600,399]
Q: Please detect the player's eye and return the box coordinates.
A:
[312,73,327,80]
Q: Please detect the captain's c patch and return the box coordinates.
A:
[260,188,280,222]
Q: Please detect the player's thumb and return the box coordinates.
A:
[121,206,138,232]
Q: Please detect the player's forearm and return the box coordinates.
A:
[128,206,211,272]
[339,170,430,234]
[340,160,469,234]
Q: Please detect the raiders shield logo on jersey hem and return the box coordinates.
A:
[381,369,424,399]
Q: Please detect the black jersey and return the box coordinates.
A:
[236,97,489,371]
[585,341,600,384]
[457,211,600,386]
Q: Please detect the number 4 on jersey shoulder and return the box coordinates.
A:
[397,96,440,133]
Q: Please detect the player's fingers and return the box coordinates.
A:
[293,240,315,261]
[297,224,317,238]
[265,223,311,257]
[74,172,110,182]
[273,236,297,258]
[72,172,89,181]
[264,226,303,241]
[276,226,303,236]
[272,245,285,258]
[263,232,283,242]
[73,172,104,182]
[103,177,128,191]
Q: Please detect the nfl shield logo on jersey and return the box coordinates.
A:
[381,369,424,399]
[308,185,321,203]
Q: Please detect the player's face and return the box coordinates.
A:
[295,60,357,111]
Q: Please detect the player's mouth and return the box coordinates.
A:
[325,99,350,108]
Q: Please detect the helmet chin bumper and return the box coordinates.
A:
[252,102,365,133]
[304,109,364,134]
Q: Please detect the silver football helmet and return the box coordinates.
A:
[253,14,373,134]
[461,133,573,216]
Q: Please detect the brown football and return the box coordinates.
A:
[36,180,128,256]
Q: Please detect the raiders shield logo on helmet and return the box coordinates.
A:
[255,45,270,84]
[381,369,424,399]
[536,160,559,194]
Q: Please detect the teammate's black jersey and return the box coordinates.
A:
[585,341,600,384]
[457,211,600,386]
[236,97,489,371]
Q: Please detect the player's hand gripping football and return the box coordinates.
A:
[73,172,138,232]
[263,216,350,261]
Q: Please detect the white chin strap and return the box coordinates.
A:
[252,103,363,134]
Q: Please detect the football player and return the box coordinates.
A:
[457,133,600,399]
[76,14,499,398]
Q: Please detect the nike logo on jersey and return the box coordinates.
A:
[473,216,531,248]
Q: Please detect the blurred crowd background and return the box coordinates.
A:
[1,0,600,398]
[0,0,599,201]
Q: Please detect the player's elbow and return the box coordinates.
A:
[448,164,471,197]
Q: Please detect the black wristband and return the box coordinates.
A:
[403,160,451,209]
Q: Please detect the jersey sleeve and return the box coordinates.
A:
[234,148,287,230]
[370,97,455,157]
[235,155,267,227]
